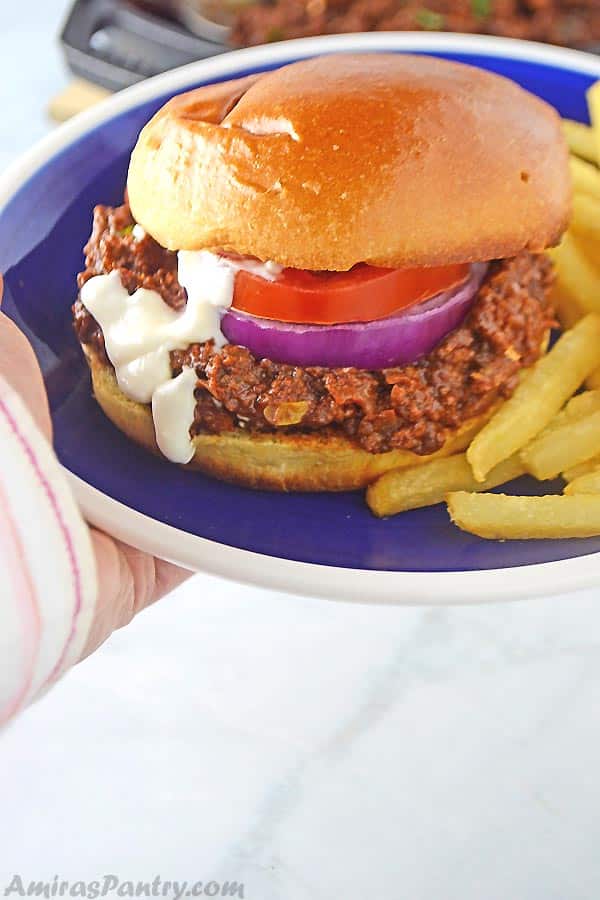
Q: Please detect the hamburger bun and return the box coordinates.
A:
[128,53,570,271]
[86,348,498,492]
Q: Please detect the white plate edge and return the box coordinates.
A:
[69,470,600,605]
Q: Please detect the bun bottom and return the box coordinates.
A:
[86,349,498,492]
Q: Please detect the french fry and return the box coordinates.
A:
[366,453,524,517]
[563,455,600,483]
[587,367,600,390]
[587,82,600,167]
[552,286,587,330]
[534,390,600,442]
[447,492,600,539]
[565,389,600,418]
[535,393,600,477]
[570,193,600,244]
[563,119,598,164]
[578,234,600,264]
[466,314,600,481]
[564,467,600,496]
[525,393,600,479]
[521,408,600,480]
[570,155,600,201]
[546,232,600,316]
[535,389,600,443]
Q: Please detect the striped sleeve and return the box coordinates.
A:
[0,374,96,724]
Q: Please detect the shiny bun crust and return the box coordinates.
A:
[128,54,570,271]
[86,349,496,492]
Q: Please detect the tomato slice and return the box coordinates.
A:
[232,262,471,325]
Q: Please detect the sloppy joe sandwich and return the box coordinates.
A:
[73,53,570,491]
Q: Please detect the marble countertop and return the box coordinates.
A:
[2,5,600,897]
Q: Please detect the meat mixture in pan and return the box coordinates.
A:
[74,204,554,456]
[230,0,600,50]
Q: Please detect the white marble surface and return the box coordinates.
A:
[2,5,600,898]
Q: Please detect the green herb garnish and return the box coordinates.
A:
[266,26,285,42]
[472,0,492,20]
[118,224,134,237]
[415,8,445,30]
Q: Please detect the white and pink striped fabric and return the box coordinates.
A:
[0,373,96,725]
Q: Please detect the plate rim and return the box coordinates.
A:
[3,32,600,604]
[68,472,600,604]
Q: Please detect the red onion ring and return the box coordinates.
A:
[221,263,488,369]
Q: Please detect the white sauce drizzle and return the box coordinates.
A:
[152,369,199,463]
[80,251,282,464]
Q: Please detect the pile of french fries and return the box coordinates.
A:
[366,81,600,540]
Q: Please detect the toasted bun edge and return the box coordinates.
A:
[85,348,500,492]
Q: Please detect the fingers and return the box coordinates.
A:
[0,275,52,440]
[81,529,192,659]
[153,557,191,600]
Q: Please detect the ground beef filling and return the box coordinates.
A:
[230,0,600,49]
[74,204,554,456]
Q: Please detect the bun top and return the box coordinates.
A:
[127,53,570,270]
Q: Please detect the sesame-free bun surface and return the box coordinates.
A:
[127,53,570,271]
[85,349,494,492]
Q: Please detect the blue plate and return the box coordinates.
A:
[1,34,599,601]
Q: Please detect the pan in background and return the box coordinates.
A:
[61,0,600,92]
[61,0,229,91]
